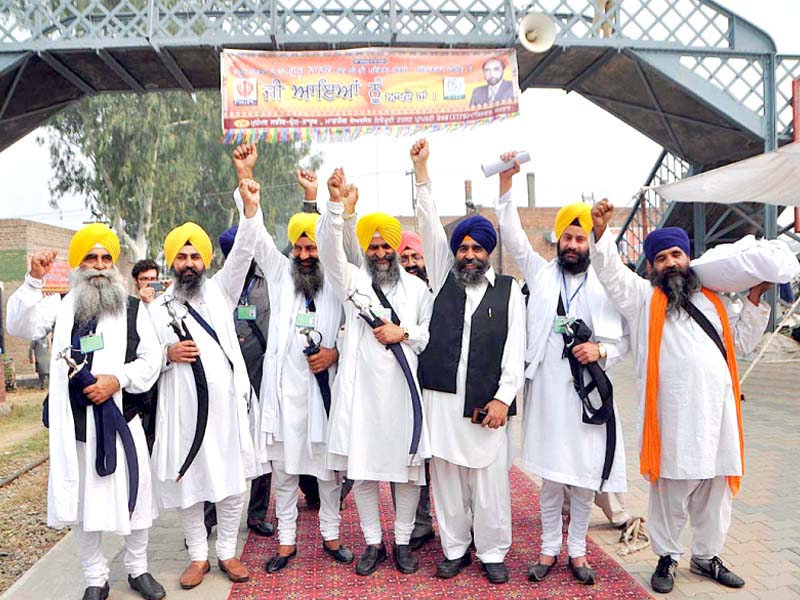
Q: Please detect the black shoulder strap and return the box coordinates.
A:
[685,301,727,362]
[371,282,401,326]
[126,297,140,364]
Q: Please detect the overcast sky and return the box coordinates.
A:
[0,0,797,231]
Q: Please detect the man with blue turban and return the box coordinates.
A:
[412,139,525,585]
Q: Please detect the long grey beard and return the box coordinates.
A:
[70,267,126,325]
[170,266,206,303]
[291,257,324,298]
[650,266,700,314]
[452,257,489,287]
[366,253,401,287]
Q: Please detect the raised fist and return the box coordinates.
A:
[591,198,615,239]
[29,249,58,280]
[327,168,345,203]
[498,150,521,196]
[342,183,359,216]
[238,178,261,217]
[296,169,318,201]
[233,143,258,181]
[410,138,429,164]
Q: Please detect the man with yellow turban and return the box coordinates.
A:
[493,151,628,586]
[6,225,164,600]
[147,178,263,590]
[229,143,353,574]
[317,167,433,577]
[412,140,524,586]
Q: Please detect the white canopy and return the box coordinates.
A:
[654,141,800,206]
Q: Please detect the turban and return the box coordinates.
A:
[554,202,592,240]
[450,215,497,255]
[218,225,238,258]
[356,212,402,252]
[164,222,213,267]
[68,223,121,268]
[643,227,691,264]
[398,231,424,257]
[287,213,319,245]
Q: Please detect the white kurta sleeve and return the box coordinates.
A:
[316,201,358,302]
[494,278,525,405]
[342,213,363,267]
[404,286,432,354]
[495,191,548,285]
[415,180,454,295]
[118,301,163,392]
[6,273,61,340]
[724,294,770,355]
[599,318,630,370]
[214,189,264,309]
[590,229,652,323]
[253,220,290,285]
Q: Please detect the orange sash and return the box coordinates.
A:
[641,288,743,495]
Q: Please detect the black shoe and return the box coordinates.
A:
[247,520,275,537]
[265,548,297,573]
[128,573,166,600]
[527,557,558,582]
[393,544,419,574]
[408,530,435,551]
[481,561,509,585]
[690,556,745,588]
[323,542,354,564]
[651,555,678,593]
[568,557,596,585]
[355,544,387,576]
[436,552,472,579]
[82,583,109,600]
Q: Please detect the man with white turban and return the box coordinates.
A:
[147,179,263,590]
[494,152,629,585]
[412,139,525,585]
[317,168,433,577]
[6,224,164,600]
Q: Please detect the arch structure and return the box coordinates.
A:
[1,0,798,266]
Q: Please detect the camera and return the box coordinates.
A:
[147,281,166,293]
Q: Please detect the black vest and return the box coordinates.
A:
[419,271,517,418]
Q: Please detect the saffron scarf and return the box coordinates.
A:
[642,287,744,495]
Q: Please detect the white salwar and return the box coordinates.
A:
[590,228,770,560]
[316,200,433,546]
[148,205,262,561]
[252,211,344,547]
[416,181,525,564]
[6,271,162,586]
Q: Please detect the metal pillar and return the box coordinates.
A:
[764,52,778,330]
[692,202,706,257]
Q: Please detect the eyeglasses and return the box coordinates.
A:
[137,276,158,283]
[399,254,422,265]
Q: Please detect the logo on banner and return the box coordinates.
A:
[233,78,257,106]
[443,77,466,100]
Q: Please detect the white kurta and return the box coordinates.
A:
[149,208,261,509]
[253,218,343,482]
[590,230,770,479]
[316,201,433,483]
[495,193,628,492]
[6,274,161,535]
[416,182,525,469]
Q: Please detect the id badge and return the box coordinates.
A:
[295,311,317,329]
[237,304,257,321]
[79,332,104,354]
[372,307,392,322]
[554,316,573,334]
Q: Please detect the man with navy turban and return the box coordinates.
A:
[412,139,525,585]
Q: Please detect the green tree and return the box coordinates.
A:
[41,90,321,265]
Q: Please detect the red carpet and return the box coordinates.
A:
[229,466,652,599]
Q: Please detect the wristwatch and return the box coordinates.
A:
[597,343,607,359]
[402,327,410,341]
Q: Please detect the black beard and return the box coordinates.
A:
[404,264,428,283]
[291,256,324,298]
[366,252,401,287]
[452,257,489,287]
[70,267,126,325]
[170,265,206,301]
[650,265,700,314]
[557,245,590,275]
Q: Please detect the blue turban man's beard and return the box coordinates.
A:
[452,257,489,287]
[649,265,700,314]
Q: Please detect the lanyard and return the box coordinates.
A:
[240,276,256,306]
[561,270,588,315]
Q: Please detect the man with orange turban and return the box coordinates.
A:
[590,200,771,594]
[413,140,525,586]
[317,167,433,577]
[6,224,164,600]
[494,152,628,586]
[147,178,264,590]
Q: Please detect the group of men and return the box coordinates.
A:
[5,139,770,599]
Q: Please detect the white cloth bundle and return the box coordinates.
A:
[691,235,800,293]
